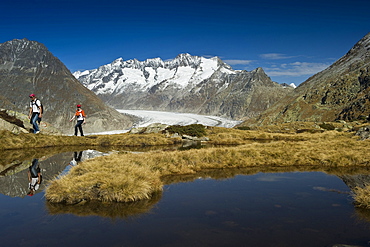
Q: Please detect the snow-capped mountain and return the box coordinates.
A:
[74,54,235,94]
[74,53,293,120]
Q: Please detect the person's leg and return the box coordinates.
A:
[31,113,39,133]
[74,121,80,136]
[29,159,39,177]
[75,120,83,136]
[78,120,84,136]
[79,123,84,136]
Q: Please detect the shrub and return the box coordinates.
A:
[236,126,251,130]
[296,129,324,134]
[319,123,335,130]
[164,124,206,137]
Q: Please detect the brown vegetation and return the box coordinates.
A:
[44,125,370,207]
[2,121,369,207]
[0,130,182,150]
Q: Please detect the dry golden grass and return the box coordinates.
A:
[353,185,370,209]
[0,130,181,150]
[2,122,369,207]
[46,154,163,204]
[45,129,370,206]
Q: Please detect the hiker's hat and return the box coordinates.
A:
[29,94,36,98]
[77,104,81,108]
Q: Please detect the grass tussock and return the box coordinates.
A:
[46,155,163,204]
[45,130,370,205]
[353,185,370,209]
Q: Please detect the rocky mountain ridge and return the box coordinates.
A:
[241,32,370,126]
[74,54,294,120]
[0,38,134,134]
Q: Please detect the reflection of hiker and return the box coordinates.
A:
[60,151,83,177]
[28,94,43,134]
[74,151,83,162]
[69,104,86,136]
[69,151,83,167]
[27,159,42,196]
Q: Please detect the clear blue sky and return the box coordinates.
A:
[1,0,369,85]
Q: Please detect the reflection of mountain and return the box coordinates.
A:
[0,152,73,198]
[338,175,370,191]
[0,149,114,198]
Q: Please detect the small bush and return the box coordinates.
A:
[236,126,251,130]
[296,129,324,134]
[319,123,335,130]
[164,124,206,137]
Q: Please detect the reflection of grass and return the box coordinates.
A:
[45,127,370,207]
[46,192,162,219]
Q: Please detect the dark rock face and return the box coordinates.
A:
[0,39,133,133]
[75,54,293,120]
[242,33,370,126]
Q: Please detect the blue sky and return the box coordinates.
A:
[1,0,369,85]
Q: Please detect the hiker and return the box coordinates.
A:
[27,159,42,196]
[69,104,86,136]
[28,94,43,134]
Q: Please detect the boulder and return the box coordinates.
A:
[355,125,370,140]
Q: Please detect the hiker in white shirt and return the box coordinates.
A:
[28,94,43,134]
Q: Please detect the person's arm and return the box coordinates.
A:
[38,101,43,118]
[83,111,86,124]
[69,112,76,122]
[37,172,41,184]
[28,105,32,119]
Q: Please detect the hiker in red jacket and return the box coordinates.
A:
[69,104,86,136]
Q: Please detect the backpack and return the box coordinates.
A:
[31,99,44,123]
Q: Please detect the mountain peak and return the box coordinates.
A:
[74,53,292,119]
[0,39,133,134]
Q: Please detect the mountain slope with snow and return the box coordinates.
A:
[74,53,293,120]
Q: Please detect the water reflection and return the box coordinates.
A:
[27,159,42,196]
[2,147,370,221]
[1,148,370,246]
[46,192,162,219]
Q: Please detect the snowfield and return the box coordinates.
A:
[89,110,242,135]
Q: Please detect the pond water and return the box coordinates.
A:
[1,149,370,247]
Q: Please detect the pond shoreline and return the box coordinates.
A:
[38,125,370,208]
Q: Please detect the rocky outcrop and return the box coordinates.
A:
[355,125,370,140]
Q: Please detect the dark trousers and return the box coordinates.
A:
[74,120,84,136]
